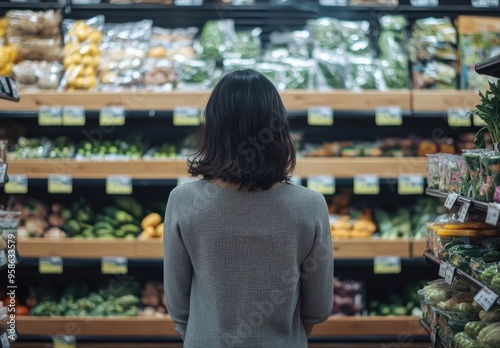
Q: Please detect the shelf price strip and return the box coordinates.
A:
[307,176,335,195]
[410,0,438,6]
[307,106,334,126]
[173,107,201,126]
[457,200,471,223]
[375,106,402,126]
[374,256,401,274]
[4,175,27,194]
[39,257,63,274]
[354,175,379,195]
[100,106,125,126]
[486,203,500,226]
[62,106,85,126]
[444,192,460,209]
[472,0,499,7]
[474,286,500,311]
[101,257,128,274]
[38,106,62,126]
[447,108,472,127]
[106,175,132,195]
[398,175,424,195]
[52,336,76,348]
[48,175,73,194]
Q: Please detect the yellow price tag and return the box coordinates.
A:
[101,257,128,274]
[448,109,471,127]
[473,113,486,127]
[307,107,334,126]
[100,106,125,126]
[173,107,201,126]
[63,106,86,126]
[398,175,424,195]
[374,256,401,274]
[48,175,73,194]
[53,336,76,348]
[375,106,402,126]
[38,106,62,126]
[354,175,379,195]
[106,175,133,195]
[307,176,336,195]
[39,257,63,274]
[4,175,28,194]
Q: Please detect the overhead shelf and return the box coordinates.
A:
[18,238,413,259]
[8,157,427,179]
[0,91,412,111]
[412,91,480,112]
[16,316,427,337]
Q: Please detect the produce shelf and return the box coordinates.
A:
[0,91,412,111]
[16,316,427,337]
[412,91,480,113]
[411,239,427,258]
[18,238,413,259]
[8,157,427,179]
[419,319,449,348]
[425,189,489,212]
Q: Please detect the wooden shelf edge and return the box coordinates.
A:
[8,157,427,179]
[412,90,480,112]
[19,238,417,259]
[0,91,411,111]
[17,316,426,337]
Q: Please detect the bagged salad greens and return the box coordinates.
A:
[199,20,236,61]
[314,49,348,90]
[266,30,312,60]
[175,56,216,90]
[282,59,316,90]
[350,56,385,90]
[255,62,286,90]
[225,28,262,59]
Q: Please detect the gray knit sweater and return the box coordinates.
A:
[163,179,334,348]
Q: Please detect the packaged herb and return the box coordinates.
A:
[458,156,471,197]
[175,57,216,90]
[282,59,316,90]
[225,28,262,59]
[266,30,311,60]
[426,154,440,190]
[438,153,451,193]
[380,55,410,89]
[350,56,385,90]
[314,49,349,90]
[199,20,236,61]
[463,150,483,200]
[448,155,461,193]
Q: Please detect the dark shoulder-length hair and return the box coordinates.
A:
[188,69,296,191]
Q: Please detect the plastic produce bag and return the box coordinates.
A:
[143,58,177,91]
[103,20,153,43]
[282,59,316,90]
[255,62,286,90]
[59,15,104,91]
[148,27,197,60]
[412,61,457,90]
[199,20,236,61]
[314,49,348,90]
[380,56,409,89]
[223,58,256,72]
[350,56,385,90]
[225,28,261,59]
[13,60,63,90]
[175,57,216,90]
[266,30,312,60]
[99,43,147,90]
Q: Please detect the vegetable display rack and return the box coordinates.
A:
[419,319,450,348]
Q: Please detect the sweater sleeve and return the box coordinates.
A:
[163,191,193,338]
[300,196,334,324]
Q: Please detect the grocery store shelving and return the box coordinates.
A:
[425,188,489,212]
[18,238,415,259]
[412,90,481,113]
[419,319,449,348]
[411,238,427,258]
[8,157,427,179]
[16,315,427,338]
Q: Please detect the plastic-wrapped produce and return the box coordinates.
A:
[309,18,373,56]
[282,59,316,90]
[223,58,256,72]
[412,61,457,90]
[143,58,177,91]
[266,30,312,60]
[175,57,216,90]
[148,27,197,60]
[6,9,62,62]
[314,49,348,90]
[380,56,410,89]
[254,62,286,90]
[350,56,385,90]
[199,20,236,61]
[102,20,153,43]
[225,28,261,59]
[13,60,63,90]
[99,43,147,90]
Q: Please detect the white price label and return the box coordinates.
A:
[354,175,380,195]
[38,106,62,126]
[0,250,7,268]
[62,106,86,126]
[0,163,7,184]
[100,106,125,126]
[52,335,76,348]
[472,0,499,7]
[375,106,403,126]
[398,175,424,195]
[474,286,499,311]
[173,107,201,126]
[486,203,500,226]
[307,176,336,195]
[307,107,333,126]
[445,264,456,285]
[447,108,472,127]
[319,0,348,6]
[444,192,460,209]
[106,176,132,195]
[438,261,447,278]
[4,175,28,194]
[48,175,73,194]
[175,0,203,5]
[457,201,471,223]
[411,0,438,6]
[0,332,10,348]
